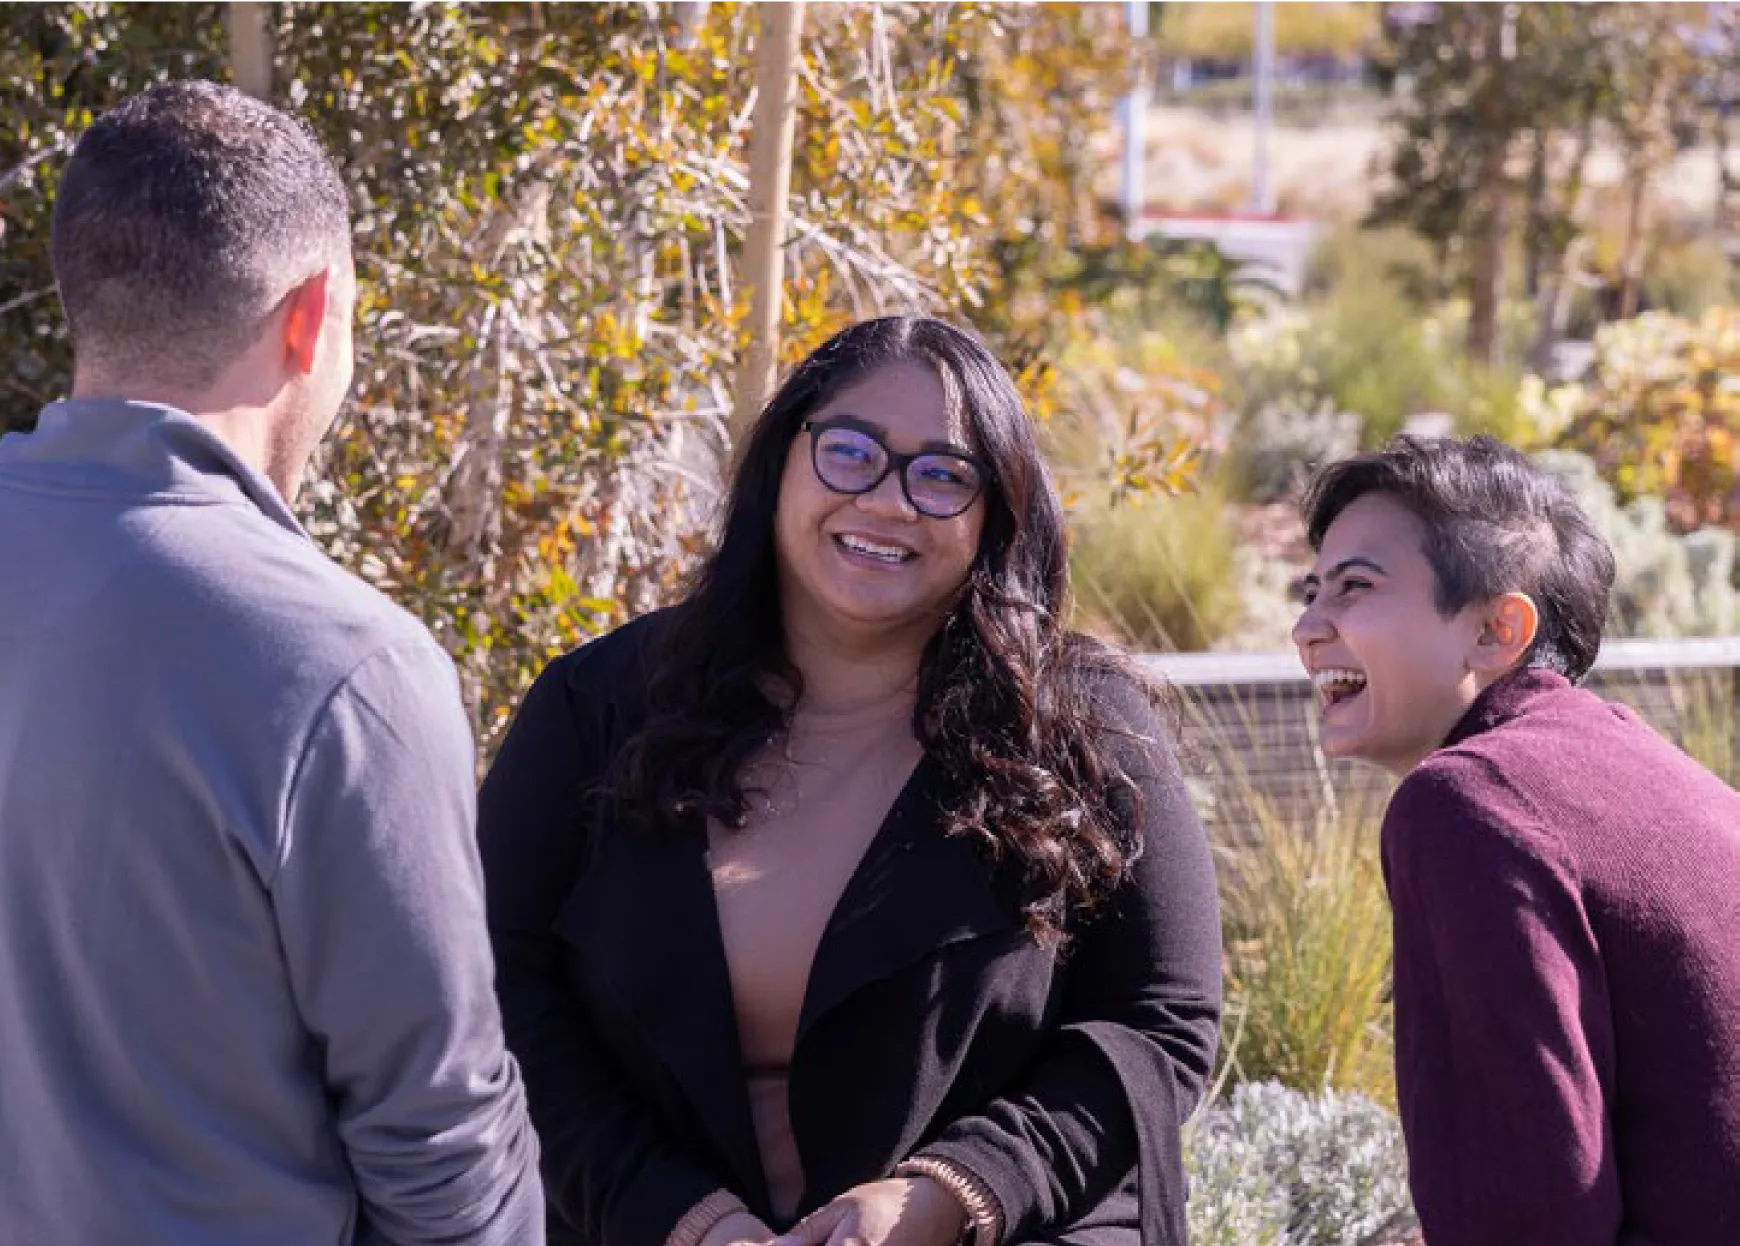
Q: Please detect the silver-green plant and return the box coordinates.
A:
[1235,399,1364,505]
[1186,1081,1418,1246]
[1533,449,1740,637]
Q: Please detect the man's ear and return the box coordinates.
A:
[1470,591,1540,675]
[279,267,333,376]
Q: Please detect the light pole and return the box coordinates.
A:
[1121,0,1150,239]
[1251,0,1276,215]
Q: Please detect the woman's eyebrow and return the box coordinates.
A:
[826,410,973,456]
[1301,556,1387,591]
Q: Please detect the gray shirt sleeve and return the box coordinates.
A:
[275,638,545,1246]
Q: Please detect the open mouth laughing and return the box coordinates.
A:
[1312,666,1368,711]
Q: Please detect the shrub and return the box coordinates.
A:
[1534,449,1740,637]
[1447,357,1532,446]
[1643,235,1736,320]
[1049,237,1282,334]
[1659,665,1740,786]
[1308,275,1445,445]
[1051,317,1238,650]
[1046,313,1232,480]
[1186,1081,1418,1246]
[1303,225,1444,312]
[1550,309,1740,532]
[1227,277,1529,452]
[1069,476,1245,652]
[1226,307,1321,415]
[1231,399,1363,505]
[1205,735,1397,1105]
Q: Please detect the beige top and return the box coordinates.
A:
[707,686,923,1223]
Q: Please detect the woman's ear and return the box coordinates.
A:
[1470,591,1540,675]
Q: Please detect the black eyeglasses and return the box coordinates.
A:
[801,418,989,519]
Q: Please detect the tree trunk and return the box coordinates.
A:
[1523,128,1549,299]
[1527,108,1598,374]
[1467,145,1510,368]
[226,2,273,99]
[1717,104,1734,233]
[1617,162,1652,320]
[732,0,806,442]
[1466,4,1516,368]
[1528,235,1589,377]
[1614,15,1682,322]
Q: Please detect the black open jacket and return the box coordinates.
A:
[478,611,1222,1246]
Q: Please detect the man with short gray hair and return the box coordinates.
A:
[0,81,544,1245]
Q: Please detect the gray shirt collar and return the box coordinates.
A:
[1,398,308,540]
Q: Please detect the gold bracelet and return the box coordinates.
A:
[894,1156,1005,1246]
[665,1189,749,1246]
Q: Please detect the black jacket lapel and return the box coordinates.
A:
[552,815,768,1205]
[796,757,1022,1047]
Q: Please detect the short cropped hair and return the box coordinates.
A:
[1303,434,1616,682]
[51,80,350,387]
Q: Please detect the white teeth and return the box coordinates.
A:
[838,534,910,563]
[1312,668,1367,703]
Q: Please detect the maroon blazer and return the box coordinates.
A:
[1382,668,1740,1246]
[477,611,1222,1246]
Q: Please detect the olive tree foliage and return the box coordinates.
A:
[1369,3,1709,368]
[0,2,1140,751]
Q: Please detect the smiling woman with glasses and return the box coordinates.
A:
[478,316,1222,1246]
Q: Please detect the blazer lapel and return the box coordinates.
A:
[796,756,1023,1046]
[552,814,768,1204]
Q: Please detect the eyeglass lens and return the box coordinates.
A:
[811,425,983,518]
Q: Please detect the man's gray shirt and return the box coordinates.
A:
[0,400,544,1245]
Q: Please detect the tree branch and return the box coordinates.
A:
[0,143,71,195]
[0,288,55,319]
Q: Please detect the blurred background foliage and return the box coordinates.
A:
[2,1,1208,752]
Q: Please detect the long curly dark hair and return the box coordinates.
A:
[612,316,1166,940]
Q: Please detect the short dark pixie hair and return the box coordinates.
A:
[1303,434,1616,682]
[52,80,350,387]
